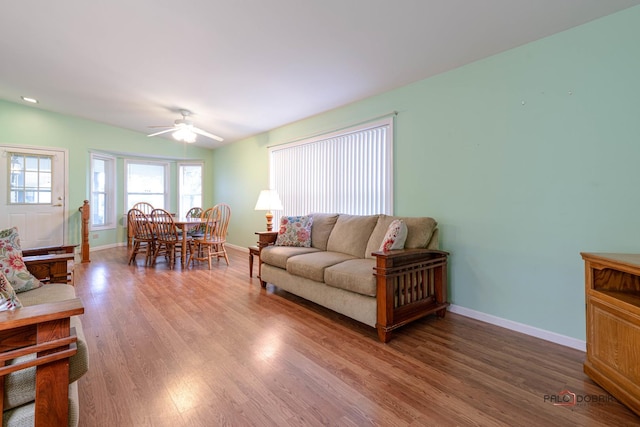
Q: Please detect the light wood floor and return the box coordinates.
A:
[74,246,639,426]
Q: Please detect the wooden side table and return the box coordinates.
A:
[249,231,278,279]
[248,245,260,277]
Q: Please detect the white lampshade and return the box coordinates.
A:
[255,189,283,231]
[254,190,283,211]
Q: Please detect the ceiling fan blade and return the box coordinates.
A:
[147,125,173,128]
[192,127,224,142]
[147,128,176,137]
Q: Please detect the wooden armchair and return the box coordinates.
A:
[0,246,84,427]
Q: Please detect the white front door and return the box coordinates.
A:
[0,145,68,249]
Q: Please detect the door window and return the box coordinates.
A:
[9,153,53,204]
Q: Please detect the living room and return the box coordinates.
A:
[1,2,640,425]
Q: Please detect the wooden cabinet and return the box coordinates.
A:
[581,252,640,416]
[22,245,76,285]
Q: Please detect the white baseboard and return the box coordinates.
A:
[226,243,248,253]
[89,242,125,252]
[449,304,586,352]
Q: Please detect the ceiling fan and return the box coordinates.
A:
[147,109,223,143]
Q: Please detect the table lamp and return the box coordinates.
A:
[254,189,283,231]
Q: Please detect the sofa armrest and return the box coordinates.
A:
[373,249,449,342]
[0,298,84,426]
[371,248,448,260]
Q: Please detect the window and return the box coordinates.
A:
[125,160,168,211]
[90,153,116,229]
[9,153,52,204]
[178,163,203,218]
[269,117,393,217]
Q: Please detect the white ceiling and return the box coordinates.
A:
[1,0,638,148]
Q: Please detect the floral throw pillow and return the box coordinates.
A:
[379,219,408,252]
[0,227,43,293]
[275,216,313,247]
[0,271,22,311]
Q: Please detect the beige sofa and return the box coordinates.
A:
[1,246,87,427]
[260,213,449,342]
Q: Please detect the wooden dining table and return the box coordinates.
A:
[173,216,206,267]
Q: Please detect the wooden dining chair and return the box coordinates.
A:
[185,207,205,237]
[132,202,154,215]
[188,203,231,269]
[127,208,155,266]
[150,208,181,268]
[129,202,155,246]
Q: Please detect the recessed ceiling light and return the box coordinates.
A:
[21,96,38,104]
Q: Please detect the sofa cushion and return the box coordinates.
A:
[379,219,408,252]
[0,272,22,311]
[326,214,379,258]
[324,259,377,297]
[16,282,76,306]
[366,215,437,258]
[309,213,339,251]
[261,246,320,270]
[287,251,356,282]
[275,215,313,247]
[0,227,43,293]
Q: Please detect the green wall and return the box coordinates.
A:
[1,6,638,341]
[213,6,640,340]
[0,100,214,247]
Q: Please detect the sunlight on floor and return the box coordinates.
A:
[168,377,203,413]
[86,265,108,292]
[255,329,281,363]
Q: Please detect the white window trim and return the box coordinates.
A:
[177,161,204,218]
[90,152,116,231]
[124,159,170,213]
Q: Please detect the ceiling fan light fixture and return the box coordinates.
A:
[172,128,197,143]
[147,109,222,143]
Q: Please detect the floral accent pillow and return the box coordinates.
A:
[0,271,22,311]
[379,219,408,252]
[275,216,313,247]
[0,227,43,293]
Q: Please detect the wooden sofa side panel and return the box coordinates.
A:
[0,299,84,427]
[374,249,449,343]
[0,251,82,425]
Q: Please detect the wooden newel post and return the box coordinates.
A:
[79,200,90,263]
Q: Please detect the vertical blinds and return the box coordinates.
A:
[269,117,393,218]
